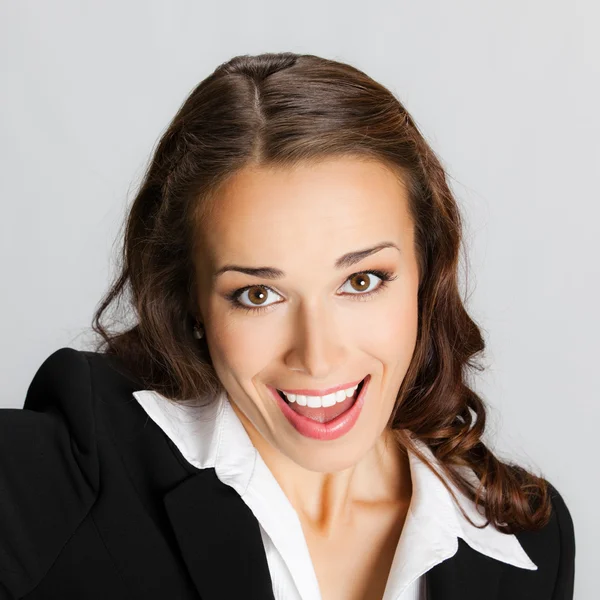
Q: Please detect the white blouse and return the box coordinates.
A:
[132,387,537,600]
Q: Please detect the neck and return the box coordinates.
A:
[230,400,412,538]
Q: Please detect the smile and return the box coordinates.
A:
[269,375,370,441]
[277,380,363,408]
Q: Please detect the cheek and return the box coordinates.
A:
[205,317,274,385]
[359,287,419,362]
[389,298,419,355]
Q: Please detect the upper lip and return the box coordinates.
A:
[275,376,367,397]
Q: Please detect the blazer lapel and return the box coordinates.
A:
[164,470,507,600]
[426,538,503,600]
[164,469,276,600]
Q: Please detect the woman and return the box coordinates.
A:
[0,52,575,600]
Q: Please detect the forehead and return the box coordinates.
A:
[199,156,413,270]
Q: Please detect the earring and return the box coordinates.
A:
[193,321,204,339]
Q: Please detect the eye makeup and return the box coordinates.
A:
[224,268,398,315]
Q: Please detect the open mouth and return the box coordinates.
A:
[277,376,367,405]
[272,374,371,438]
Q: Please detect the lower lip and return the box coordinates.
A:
[269,375,371,441]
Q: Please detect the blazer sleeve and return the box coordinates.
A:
[548,483,576,599]
[0,348,99,600]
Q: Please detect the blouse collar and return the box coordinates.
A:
[132,387,537,598]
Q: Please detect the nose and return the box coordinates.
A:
[282,303,348,379]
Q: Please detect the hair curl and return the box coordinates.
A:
[92,52,551,534]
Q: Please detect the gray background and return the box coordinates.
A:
[1,1,597,597]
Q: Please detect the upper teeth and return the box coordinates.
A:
[280,383,360,408]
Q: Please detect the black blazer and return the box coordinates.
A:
[0,348,576,600]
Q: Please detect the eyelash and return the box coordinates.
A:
[225,269,398,315]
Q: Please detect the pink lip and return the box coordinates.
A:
[269,375,371,441]
[276,378,364,397]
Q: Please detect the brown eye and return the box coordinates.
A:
[234,285,282,309]
[247,286,269,305]
[339,270,395,297]
[227,269,396,314]
[348,273,372,292]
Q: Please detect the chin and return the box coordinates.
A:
[281,438,371,474]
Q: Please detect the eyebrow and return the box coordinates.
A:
[214,242,400,280]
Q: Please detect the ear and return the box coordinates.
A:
[186,285,201,321]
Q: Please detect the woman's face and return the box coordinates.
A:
[194,156,420,473]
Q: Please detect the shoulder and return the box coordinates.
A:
[1,346,144,483]
[510,481,576,599]
[1,347,96,482]
[0,347,141,599]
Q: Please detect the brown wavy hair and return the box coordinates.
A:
[91,52,551,534]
